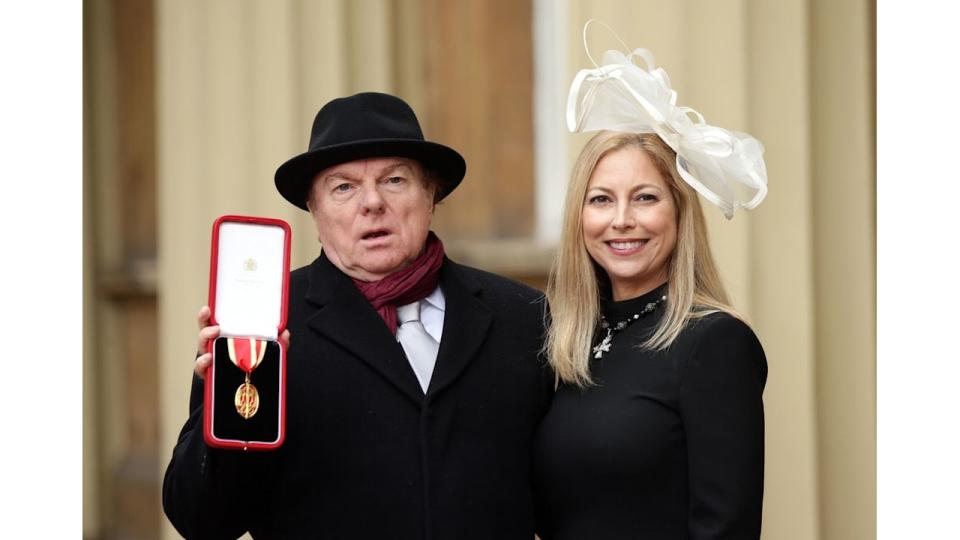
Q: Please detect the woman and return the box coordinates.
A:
[535,128,767,539]
[535,41,769,539]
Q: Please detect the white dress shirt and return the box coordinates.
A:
[395,286,445,392]
[412,285,445,343]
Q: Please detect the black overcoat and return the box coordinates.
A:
[163,253,553,539]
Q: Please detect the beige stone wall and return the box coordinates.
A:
[135,1,874,538]
[810,1,876,538]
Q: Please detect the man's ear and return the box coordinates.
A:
[305,196,324,243]
[428,181,440,213]
[305,178,321,215]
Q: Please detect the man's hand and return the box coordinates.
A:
[194,306,219,378]
[194,306,290,379]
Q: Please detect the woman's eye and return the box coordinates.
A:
[636,193,657,202]
[587,195,611,204]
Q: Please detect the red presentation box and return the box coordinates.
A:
[203,215,291,451]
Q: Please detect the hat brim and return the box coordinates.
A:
[274,139,466,211]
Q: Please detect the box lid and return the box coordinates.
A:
[209,215,291,339]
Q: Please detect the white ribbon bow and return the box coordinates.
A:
[566,24,768,219]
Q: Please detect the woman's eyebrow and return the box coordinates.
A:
[587,183,661,193]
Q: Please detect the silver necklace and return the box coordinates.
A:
[592,294,667,359]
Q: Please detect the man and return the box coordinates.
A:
[162,92,553,539]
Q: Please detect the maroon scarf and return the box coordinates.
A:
[352,231,445,334]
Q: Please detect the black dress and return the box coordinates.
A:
[534,284,767,540]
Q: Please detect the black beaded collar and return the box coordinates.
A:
[594,283,668,359]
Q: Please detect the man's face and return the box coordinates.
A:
[308,157,436,281]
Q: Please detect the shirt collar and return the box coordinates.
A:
[421,285,446,312]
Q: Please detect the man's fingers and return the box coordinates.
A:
[280,329,291,351]
[197,305,211,330]
[195,352,212,379]
[197,325,220,355]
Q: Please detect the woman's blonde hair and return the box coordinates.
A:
[545,131,737,387]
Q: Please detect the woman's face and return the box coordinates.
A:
[581,146,678,301]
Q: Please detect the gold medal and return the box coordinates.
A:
[235,376,260,419]
[226,337,268,419]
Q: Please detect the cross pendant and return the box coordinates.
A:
[593,331,613,359]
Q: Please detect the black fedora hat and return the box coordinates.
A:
[275,92,466,211]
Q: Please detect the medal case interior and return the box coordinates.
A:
[204,215,291,450]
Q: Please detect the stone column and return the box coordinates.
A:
[155,1,395,537]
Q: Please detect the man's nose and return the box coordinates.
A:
[360,185,386,215]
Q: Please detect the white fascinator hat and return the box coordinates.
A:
[566,21,768,219]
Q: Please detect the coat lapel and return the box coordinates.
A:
[304,253,425,405]
[427,259,493,397]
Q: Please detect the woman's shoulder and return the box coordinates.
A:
[684,310,760,345]
[677,310,767,384]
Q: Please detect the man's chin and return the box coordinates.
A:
[349,256,413,282]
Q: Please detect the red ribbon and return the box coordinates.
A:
[227,337,267,373]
